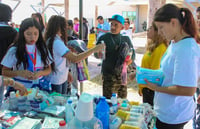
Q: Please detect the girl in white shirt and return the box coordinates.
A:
[144,4,200,129]
[1,18,52,89]
[44,15,104,94]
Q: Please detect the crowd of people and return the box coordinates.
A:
[1,2,200,129]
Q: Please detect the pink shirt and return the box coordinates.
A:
[74,23,79,32]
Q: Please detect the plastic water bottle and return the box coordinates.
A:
[70,88,78,103]
[111,93,118,113]
[95,96,109,129]
[65,99,74,123]
[101,41,106,60]
[9,91,18,111]
[59,120,67,129]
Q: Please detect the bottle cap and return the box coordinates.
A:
[67,99,72,104]
[100,96,106,101]
[59,120,66,126]
[112,93,116,97]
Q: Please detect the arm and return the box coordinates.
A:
[97,28,109,33]
[0,76,28,96]
[2,66,34,80]
[63,44,104,63]
[144,79,196,96]
[132,24,135,33]
[32,65,52,80]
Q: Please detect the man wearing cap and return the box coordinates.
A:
[95,14,135,99]
[96,16,110,40]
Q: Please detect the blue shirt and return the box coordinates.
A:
[97,21,110,40]
[154,38,200,124]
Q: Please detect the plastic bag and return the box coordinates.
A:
[136,66,164,85]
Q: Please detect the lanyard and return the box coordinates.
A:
[26,47,37,71]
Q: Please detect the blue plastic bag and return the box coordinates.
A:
[136,66,164,85]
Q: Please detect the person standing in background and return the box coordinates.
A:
[31,13,45,33]
[0,3,18,103]
[0,3,18,75]
[96,16,110,40]
[83,17,89,65]
[73,17,79,37]
[121,18,135,40]
[96,16,110,66]
[138,22,168,106]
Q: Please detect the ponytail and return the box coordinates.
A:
[179,8,198,41]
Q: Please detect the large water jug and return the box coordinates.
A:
[95,96,110,129]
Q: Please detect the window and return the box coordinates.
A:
[122,11,136,22]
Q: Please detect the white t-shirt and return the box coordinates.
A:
[121,29,132,40]
[1,44,51,88]
[154,38,200,124]
[49,35,70,85]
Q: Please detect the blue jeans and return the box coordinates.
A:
[193,88,200,129]
[51,81,68,94]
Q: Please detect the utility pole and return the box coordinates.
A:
[64,0,69,19]
[79,0,83,94]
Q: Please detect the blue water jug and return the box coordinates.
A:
[95,96,109,129]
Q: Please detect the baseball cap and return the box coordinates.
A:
[109,14,125,25]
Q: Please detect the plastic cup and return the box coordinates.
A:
[75,93,94,121]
